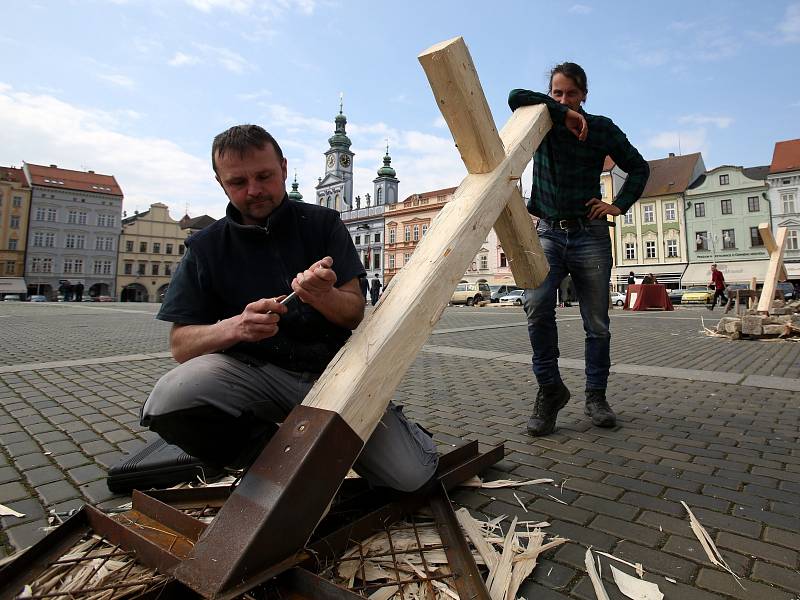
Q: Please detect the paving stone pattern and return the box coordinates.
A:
[0,302,799,599]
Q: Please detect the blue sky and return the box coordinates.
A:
[1,0,798,220]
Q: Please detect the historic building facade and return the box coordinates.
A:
[22,163,123,299]
[767,138,800,282]
[315,103,355,213]
[0,166,31,297]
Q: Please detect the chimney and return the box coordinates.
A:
[49,164,57,168]
[88,170,95,174]
[668,153,675,158]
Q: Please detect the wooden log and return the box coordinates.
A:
[757,226,788,314]
[758,223,788,281]
[418,36,550,289]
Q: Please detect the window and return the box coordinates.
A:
[623,211,633,225]
[643,204,654,223]
[787,230,799,250]
[165,263,172,276]
[500,253,507,268]
[32,257,53,273]
[125,240,133,252]
[421,224,428,237]
[35,207,46,221]
[102,260,112,275]
[389,228,396,244]
[645,240,656,258]
[5,261,14,274]
[664,203,675,221]
[389,254,395,269]
[667,239,678,257]
[47,208,57,221]
[719,174,729,185]
[76,235,85,249]
[750,227,763,247]
[376,188,383,204]
[625,243,636,260]
[403,252,411,265]
[374,232,381,243]
[364,234,371,245]
[782,192,796,213]
[93,260,103,275]
[178,244,184,255]
[137,262,146,275]
[413,225,419,241]
[66,234,76,249]
[480,255,488,270]
[153,243,161,254]
[152,264,160,276]
[139,241,147,253]
[68,210,77,224]
[166,243,174,254]
[720,199,732,215]
[695,231,708,251]
[722,229,735,249]
[74,259,83,274]
[63,259,83,274]
[694,202,705,217]
[78,211,87,225]
[783,178,792,185]
[404,226,411,242]
[124,263,133,275]
[12,196,22,208]
[354,235,361,245]
[747,196,760,212]
[97,214,106,226]
[373,253,380,269]
[8,239,17,250]
[10,216,19,229]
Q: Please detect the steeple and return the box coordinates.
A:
[288,171,303,201]
[328,93,352,150]
[377,141,396,178]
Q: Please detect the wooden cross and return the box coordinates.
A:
[757,223,789,314]
[175,36,551,598]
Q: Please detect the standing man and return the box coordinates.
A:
[140,125,437,492]
[370,273,382,306]
[708,264,727,310]
[509,63,650,436]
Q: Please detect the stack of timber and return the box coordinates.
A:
[711,298,800,340]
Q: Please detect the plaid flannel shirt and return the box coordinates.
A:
[508,89,649,220]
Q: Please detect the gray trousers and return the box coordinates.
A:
[141,353,438,492]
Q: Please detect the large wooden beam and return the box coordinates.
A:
[758,222,788,281]
[757,226,788,314]
[418,36,550,289]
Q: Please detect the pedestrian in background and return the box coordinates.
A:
[708,264,727,311]
[370,273,382,306]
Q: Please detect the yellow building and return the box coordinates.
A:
[117,203,214,302]
[0,166,31,296]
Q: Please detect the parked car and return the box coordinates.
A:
[2,294,22,302]
[498,289,526,306]
[450,282,492,306]
[29,295,48,302]
[681,286,714,304]
[489,284,520,303]
[777,281,796,300]
[667,288,684,304]
[610,291,625,306]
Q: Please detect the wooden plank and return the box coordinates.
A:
[418,35,551,289]
[758,223,788,281]
[304,104,551,439]
[757,226,788,314]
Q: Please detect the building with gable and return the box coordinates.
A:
[767,138,800,281]
[22,163,123,299]
[0,166,31,297]
[315,102,355,212]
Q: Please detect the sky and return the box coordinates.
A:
[1,0,798,221]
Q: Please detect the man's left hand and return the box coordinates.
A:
[291,256,337,305]
[586,198,622,220]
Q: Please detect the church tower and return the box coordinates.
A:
[315,96,355,213]
[288,172,303,201]
[373,143,399,207]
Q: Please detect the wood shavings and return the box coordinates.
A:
[609,564,663,600]
[486,517,517,598]
[585,547,610,600]
[594,550,644,578]
[664,577,677,584]
[546,494,568,505]
[681,501,744,589]
[459,476,554,489]
[0,503,25,518]
[513,492,527,513]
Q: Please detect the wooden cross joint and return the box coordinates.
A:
[757,223,789,315]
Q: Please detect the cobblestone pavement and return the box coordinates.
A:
[1,302,799,599]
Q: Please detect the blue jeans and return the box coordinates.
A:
[523,219,613,390]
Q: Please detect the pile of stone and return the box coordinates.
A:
[714,299,800,340]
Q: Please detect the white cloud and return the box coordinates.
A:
[778,2,800,43]
[646,128,709,158]
[678,114,733,129]
[433,116,447,129]
[184,0,254,13]
[237,89,272,102]
[168,51,200,67]
[97,73,135,88]
[0,84,222,218]
[193,43,253,73]
[569,4,592,14]
[184,0,316,15]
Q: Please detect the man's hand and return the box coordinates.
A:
[565,108,588,141]
[291,256,337,306]
[586,198,621,220]
[228,297,288,343]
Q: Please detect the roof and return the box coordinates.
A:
[180,214,216,230]
[769,139,800,175]
[602,156,615,172]
[742,165,769,181]
[0,166,28,186]
[641,153,702,198]
[24,163,123,196]
[402,186,458,203]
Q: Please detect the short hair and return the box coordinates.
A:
[549,62,588,96]
[211,125,284,173]
[711,263,717,268]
